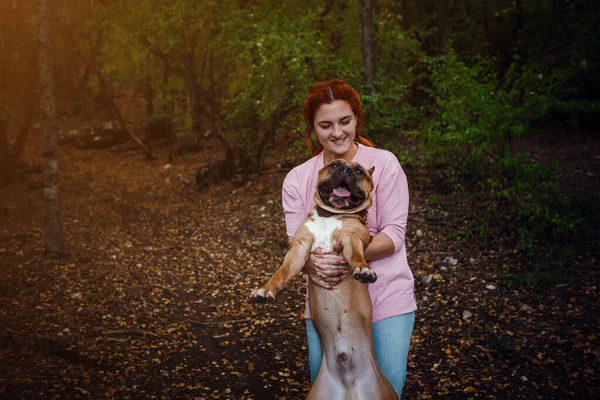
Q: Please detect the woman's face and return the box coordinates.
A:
[313,100,357,159]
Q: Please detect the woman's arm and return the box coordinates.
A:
[282,170,308,242]
[364,232,395,262]
[374,156,409,257]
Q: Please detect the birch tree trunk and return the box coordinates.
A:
[39,0,64,256]
[362,0,377,94]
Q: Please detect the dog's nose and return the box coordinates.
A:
[341,166,351,176]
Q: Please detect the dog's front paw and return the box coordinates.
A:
[250,287,276,303]
[352,267,377,283]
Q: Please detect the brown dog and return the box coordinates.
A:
[250,159,398,399]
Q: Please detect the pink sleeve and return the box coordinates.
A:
[282,170,307,242]
[376,161,409,255]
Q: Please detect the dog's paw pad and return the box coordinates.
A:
[250,288,275,303]
[352,267,377,283]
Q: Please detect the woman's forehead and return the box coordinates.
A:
[314,100,354,122]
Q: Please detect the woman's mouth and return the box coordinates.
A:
[330,136,346,144]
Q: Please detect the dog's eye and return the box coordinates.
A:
[331,162,339,169]
[356,168,363,174]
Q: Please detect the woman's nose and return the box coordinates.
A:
[332,124,343,137]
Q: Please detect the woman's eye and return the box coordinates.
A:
[341,120,350,125]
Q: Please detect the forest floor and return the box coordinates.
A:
[0,132,599,399]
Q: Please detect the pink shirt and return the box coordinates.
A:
[282,143,417,322]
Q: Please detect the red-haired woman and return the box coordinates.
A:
[282,79,416,397]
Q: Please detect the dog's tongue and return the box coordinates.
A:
[333,187,351,197]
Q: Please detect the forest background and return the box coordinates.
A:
[1,0,599,399]
[3,0,599,253]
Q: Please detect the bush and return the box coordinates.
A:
[419,50,524,170]
[415,49,585,250]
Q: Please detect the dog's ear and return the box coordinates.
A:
[368,166,375,176]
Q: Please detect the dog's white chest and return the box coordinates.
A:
[304,209,342,252]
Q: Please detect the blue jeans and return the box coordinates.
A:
[305,312,415,398]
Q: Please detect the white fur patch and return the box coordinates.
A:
[304,208,342,252]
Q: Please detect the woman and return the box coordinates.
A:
[282,79,416,397]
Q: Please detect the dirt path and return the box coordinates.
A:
[1,141,598,399]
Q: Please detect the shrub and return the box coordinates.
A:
[416,49,584,250]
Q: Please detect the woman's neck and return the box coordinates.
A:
[323,142,358,165]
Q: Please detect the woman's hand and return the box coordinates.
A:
[304,245,348,290]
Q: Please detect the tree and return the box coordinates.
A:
[437,0,448,55]
[0,0,38,186]
[39,0,64,256]
[0,100,36,186]
[53,0,103,116]
[362,0,377,94]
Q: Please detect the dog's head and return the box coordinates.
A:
[314,159,375,214]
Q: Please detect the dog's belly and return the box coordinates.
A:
[304,209,342,252]
[309,282,391,400]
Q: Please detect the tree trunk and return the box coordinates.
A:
[183,56,202,137]
[482,0,490,44]
[0,103,35,186]
[95,70,156,160]
[39,0,64,256]
[0,119,10,185]
[362,0,377,94]
[145,80,154,117]
[438,0,448,55]
[515,0,523,36]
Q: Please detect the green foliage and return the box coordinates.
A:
[508,58,600,130]
[361,16,424,142]
[419,50,524,171]
[512,0,600,130]
[80,0,598,254]
[428,196,440,206]
[414,46,594,250]
[490,154,577,250]
[99,0,370,168]
[217,2,329,164]
[100,0,228,143]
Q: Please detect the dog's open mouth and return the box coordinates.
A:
[327,185,364,209]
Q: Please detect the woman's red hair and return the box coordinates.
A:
[303,79,375,156]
